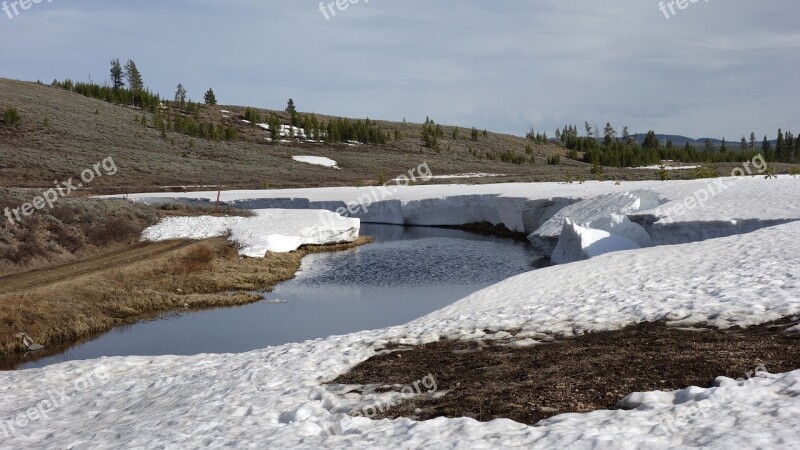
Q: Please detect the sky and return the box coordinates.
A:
[1,0,798,139]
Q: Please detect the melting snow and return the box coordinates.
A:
[292,156,339,169]
[141,209,359,256]
[12,177,795,448]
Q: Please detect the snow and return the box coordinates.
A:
[550,219,641,264]
[2,218,800,448]
[141,209,359,256]
[109,176,800,257]
[634,164,701,170]
[280,125,307,139]
[421,173,506,180]
[292,156,340,169]
[529,191,660,257]
[8,176,795,447]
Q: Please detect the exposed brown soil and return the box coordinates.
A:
[0,236,373,357]
[331,318,800,425]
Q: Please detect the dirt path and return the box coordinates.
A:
[0,240,193,296]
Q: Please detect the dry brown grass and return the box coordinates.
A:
[0,77,673,195]
[0,236,373,356]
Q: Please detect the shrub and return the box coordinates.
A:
[690,165,719,179]
[3,107,21,126]
[657,164,670,181]
[789,166,799,178]
[590,164,605,181]
[87,217,137,245]
[175,245,216,273]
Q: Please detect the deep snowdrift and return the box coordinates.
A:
[114,176,800,263]
[141,209,360,256]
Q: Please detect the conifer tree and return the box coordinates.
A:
[622,126,632,145]
[603,122,616,146]
[762,135,772,160]
[110,59,124,91]
[776,129,785,162]
[175,84,187,107]
[124,60,143,105]
[204,88,217,106]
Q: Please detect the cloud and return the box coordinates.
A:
[1,0,797,138]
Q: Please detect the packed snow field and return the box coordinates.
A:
[3,177,800,448]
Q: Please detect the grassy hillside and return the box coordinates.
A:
[0,78,673,194]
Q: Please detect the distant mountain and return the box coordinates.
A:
[631,134,777,148]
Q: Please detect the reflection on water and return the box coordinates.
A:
[16,224,542,370]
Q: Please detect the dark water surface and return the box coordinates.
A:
[14,224,541,370]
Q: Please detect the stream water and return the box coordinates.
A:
[12,224,543,370]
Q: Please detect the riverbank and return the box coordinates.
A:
[0,236,373,360]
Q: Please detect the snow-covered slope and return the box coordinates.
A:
[141,209,360,256]
[2,217,800,448]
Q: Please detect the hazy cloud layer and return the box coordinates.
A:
[2,0,798,138]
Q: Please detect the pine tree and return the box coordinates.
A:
[762,135,772,160]
[642,131,660,150]
[622,126,632,145]
[286,99,296,114]
[124,60,143,105]
[740,136,748,152]
[204,88,217,106]
[175,84,187,107]
[110,59,124,91]
[603,122,616,146]
[776,129,786,162]
[585,121,593,138]
[720,138,727,153]
[750,132,756,151]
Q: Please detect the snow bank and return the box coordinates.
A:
[292,156,339,169]
[551,219,641,264]
[141,209,359,256]
[2,220,800,448]
[528,191,661,258]
[108,177,800,256]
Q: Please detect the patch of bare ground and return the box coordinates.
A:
[0,235,373,358]
[330,318,800,425]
